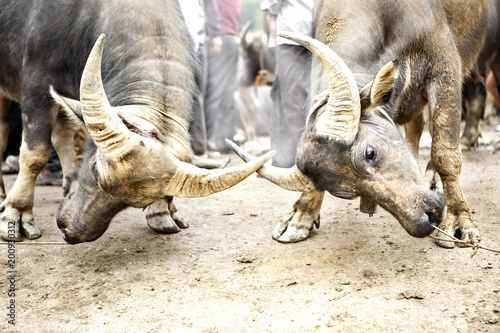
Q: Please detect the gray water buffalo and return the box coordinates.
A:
[0,0,273,243]
[237,25,275,141]
[230,0,488,248]
[461,0,500,149]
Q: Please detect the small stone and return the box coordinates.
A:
[236,257,253,264]
[400,291,425,300]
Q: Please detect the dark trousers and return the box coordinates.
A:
[270,44,311,167]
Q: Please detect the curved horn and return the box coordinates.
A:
[80,34,131,159]
[165,150,276,197]
[280,32,360,142]
[191,155,231,169]
[240,21,251,49]
[225,139,315,192]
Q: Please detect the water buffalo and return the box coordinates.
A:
[461,66,487,151]
[0,0,274,243]
[461,0,500,149]
[230,0,488,248]
[237,24,275,142]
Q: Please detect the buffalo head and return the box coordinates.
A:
[52,35,274,243]
[229,32,445,238]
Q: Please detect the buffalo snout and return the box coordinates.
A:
[56,199,115,244]
[424,190,445,226]
[411,190,445,238]
[56,207,88,244]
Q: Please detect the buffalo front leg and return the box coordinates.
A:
[52,111,82,197]
[404,110,426,158]
[145,196,188,234]
[0,142,51,240]
[430,66,479,248]
[0,97,9,203]
[460,73,485,151]
[273,190,325,243]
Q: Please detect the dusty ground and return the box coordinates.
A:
[1,124,499,333]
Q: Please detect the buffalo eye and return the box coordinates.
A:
[365,145,376,163]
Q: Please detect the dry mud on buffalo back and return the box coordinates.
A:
[1,130,500,333]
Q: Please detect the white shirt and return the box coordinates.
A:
[179,0,205,48]
[261,0,314,47]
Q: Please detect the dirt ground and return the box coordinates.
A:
[1,124,499,333]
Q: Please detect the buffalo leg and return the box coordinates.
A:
[404,107,443,191]
[273,190,324,243]
[460,92,484,150]
[0,140,51,240]
[0,97,9,202]
[460,69,485,151]
[52,110,81,197]
[404,110,425,158]
[430,54,479,248]
[0,94,55,240]
[145,196,188,233]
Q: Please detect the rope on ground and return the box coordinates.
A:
[0,242,68,245]
[428,225,500,257]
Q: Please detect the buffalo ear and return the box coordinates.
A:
[369,60,398,106]
[50,87,83,121]
[360,60,399,111]
[359,80,373,109]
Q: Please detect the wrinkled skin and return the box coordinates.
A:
[297,107,445,238]
[56,142,126,244]
[57,140,190,244]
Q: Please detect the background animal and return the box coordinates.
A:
[460,0,500,149]
[236,23,275,143]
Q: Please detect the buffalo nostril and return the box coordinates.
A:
[60,229,80,245]
[425,211,442,227]
[56,217,68,230]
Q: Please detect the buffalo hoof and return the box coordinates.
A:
[272,210,319,243]
[460,135,479,152]
[146,208,188,234]
[423,167,443,194]
[170,211,188,229]
[273,224,312,243]
[0,219,20,241]
[145,198,188,234]
[62,176,73,197]
[0,209,41,241]
[20,220,42,240]
[147,213,182,233]
[434,214,480,249]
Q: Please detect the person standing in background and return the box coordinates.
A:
[261,0,314,167]
[179,0,221,157]
[204,0,242,155]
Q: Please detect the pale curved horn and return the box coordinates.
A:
[164,150,276,198]
[225,139,315,192]
[240,21,251,49]
[280,32,360,142]
[80,34,131,159]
